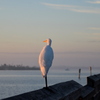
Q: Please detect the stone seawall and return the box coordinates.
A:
[2,74,100,100]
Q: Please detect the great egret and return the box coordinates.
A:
[39,38,54,88]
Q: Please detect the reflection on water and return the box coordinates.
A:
[0,69,99,99]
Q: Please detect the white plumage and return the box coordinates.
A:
[39,38,54,87]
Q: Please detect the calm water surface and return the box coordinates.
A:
[0,68,99,99]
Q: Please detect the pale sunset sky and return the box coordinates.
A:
[0,0,100,68]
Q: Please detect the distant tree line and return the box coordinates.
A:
[0,64,40,70]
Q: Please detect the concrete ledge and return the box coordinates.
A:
[80,85,94,100]
[2,74,100,100]
[2,80,82,100]
[93,90,100,100]
[87,74,100,92]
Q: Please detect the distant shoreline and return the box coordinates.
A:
[0,64,40,70]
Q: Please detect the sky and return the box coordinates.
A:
[0,0,100,68]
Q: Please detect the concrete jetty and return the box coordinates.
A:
[2,74,100,100]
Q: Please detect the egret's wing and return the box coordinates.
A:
[39,45,54,67]
[43,46,54,67]
[39,45,54,76]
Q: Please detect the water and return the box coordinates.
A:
[0,68,99,99]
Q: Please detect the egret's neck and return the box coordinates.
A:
[47,42,51,46]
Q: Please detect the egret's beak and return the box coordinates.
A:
[43,40,47,42]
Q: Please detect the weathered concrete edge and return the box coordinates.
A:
[2,73,100,100]
[2,80,82,100]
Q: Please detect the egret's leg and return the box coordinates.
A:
[45,76,48,88]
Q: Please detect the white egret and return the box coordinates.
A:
[39,38,54,88]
